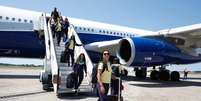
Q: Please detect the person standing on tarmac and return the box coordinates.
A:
[183,68,189,80]
[111,58,125,96]
[97,50,115,101]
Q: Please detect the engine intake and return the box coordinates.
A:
[117,38,135,66]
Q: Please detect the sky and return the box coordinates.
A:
[0,0,201,70]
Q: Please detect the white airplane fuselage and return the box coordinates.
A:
[0,5,201,66]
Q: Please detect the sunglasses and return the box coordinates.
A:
[103,53,110,56]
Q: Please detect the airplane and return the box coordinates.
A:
[1,5,201,81]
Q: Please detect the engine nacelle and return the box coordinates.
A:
[84,38,136,66]
[116,38,135,66]
[85,37,201,66]
[85,37,183,66]
[118,37,181,66]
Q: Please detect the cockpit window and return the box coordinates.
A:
[6,17,9,20]
[29,20,33,23]
[12,18,15,21]
[24,19,27,23]
[18,18,21,22]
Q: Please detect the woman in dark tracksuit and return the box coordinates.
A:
[111,58,124,96]
[73,53,87,94]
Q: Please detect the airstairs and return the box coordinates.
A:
[39,13,93,96]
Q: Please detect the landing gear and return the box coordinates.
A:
[40,71,53,91]
[170,71,180,81]
[159,69,170,81]
[150,70,159,80]
[150,66,180,81]
[151,69,170,81]
[134,67,147,79]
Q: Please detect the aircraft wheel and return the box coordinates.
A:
[41,72,49,84]
[150,70,159,80]
[171,71,180,81]
[136,69,146,79]
[159,70,170,81]
[43,84,50,91]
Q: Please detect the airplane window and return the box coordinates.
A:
[74,26,77,29]
[24,19,27,23]
[91,29,94,32]
[88,28,90,31]
[0,16,2,19]
[29,20,33,23]
[18,18,21,22]
[106,31,109,34]
[83,28,86,30]
[99,30,102,33]
[6,17,9,20]
[12,18,15,21]
[103,30,105,33]
[79,27,82,30]
[110,32,113,34]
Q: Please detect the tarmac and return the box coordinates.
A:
[0,66,201,101]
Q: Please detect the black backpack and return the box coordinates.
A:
[91,62,107,84]
[112,65,121,77]
[66,72,76,88]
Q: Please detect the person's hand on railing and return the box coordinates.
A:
[75,43,83,46]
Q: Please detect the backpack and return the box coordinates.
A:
[91,62,107,84]
[112,65,120,77]
[66,72,76,88]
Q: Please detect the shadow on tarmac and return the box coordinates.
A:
[122,75,201,88]
[0,91,47,99]
[57,92,98,100]
[0,74,39,79]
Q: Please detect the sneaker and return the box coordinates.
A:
[74,89,78,95]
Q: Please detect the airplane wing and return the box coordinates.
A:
[148,24,201,56]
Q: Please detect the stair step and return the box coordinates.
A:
[59,63,68,66]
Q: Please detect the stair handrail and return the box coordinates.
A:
[41,13,50,60]
[44,15,59,93]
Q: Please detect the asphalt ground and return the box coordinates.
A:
[0,66,201,101]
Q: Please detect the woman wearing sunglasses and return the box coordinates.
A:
[96,49,114,101]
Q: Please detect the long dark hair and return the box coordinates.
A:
[101,49,110,71]
[101,49,109,60]
[76,53,86,64]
